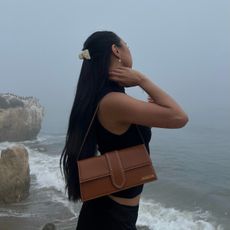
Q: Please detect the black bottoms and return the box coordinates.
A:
[76,195,139,230]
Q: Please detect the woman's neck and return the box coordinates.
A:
[109,57,123,71]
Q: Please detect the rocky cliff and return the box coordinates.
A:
[0,93,44,142]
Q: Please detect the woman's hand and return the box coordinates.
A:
[109,67,145,87]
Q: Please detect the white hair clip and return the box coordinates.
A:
[78,49,91,60]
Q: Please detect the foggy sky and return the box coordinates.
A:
[0,0,229,133]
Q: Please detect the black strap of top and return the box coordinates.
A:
[77,104,146,161]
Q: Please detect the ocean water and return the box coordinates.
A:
[0,119,229,230]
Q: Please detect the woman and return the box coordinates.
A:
[60,31,188,230]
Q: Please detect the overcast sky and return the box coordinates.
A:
[0,0,229,133]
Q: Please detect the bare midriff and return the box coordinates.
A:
[108,194,141,206]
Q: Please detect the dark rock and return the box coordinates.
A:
[0,96,9,109]
[42,223,56,230]
[9,97,24,108]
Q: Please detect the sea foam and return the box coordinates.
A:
[137,199,223,230]
[27,147,64,193]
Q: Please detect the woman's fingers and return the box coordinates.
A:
[109,69,125,75]
[109,73,123,79]
[110,66,129,73]
[109,67,140,87]
[116,66,129,71]
[109,76,121,82]
[109,71,122,75]
[109,71,126,78]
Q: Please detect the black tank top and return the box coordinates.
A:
[95,82,152,198]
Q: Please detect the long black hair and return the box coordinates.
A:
[60,31,123,202]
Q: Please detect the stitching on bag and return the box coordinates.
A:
[113,151,126,188]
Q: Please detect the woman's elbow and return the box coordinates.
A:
[162,112,189,129]
[173,114,189,128]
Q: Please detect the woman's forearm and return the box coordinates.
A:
[139,74,188,118]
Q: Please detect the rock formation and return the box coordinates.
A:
[42,223,57,230]
[0,93,44,142]
[0,145,30,203]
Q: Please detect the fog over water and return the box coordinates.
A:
[0,0,229,133]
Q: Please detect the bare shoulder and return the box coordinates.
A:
[97,92,133,134]
[99,91,188,128]
[98,92,132,124]
[98,91,149,126]
[99,92,140,117]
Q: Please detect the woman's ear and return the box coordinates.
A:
[111,44,120,59]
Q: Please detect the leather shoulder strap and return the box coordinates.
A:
[77,104,99,161]
[77,104,147,161]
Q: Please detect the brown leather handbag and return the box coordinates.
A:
[76,105,157,202]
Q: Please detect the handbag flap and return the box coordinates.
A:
[77,144,151,183]
[118,144,151,170]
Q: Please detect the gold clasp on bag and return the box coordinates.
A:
[141,174,155,181]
